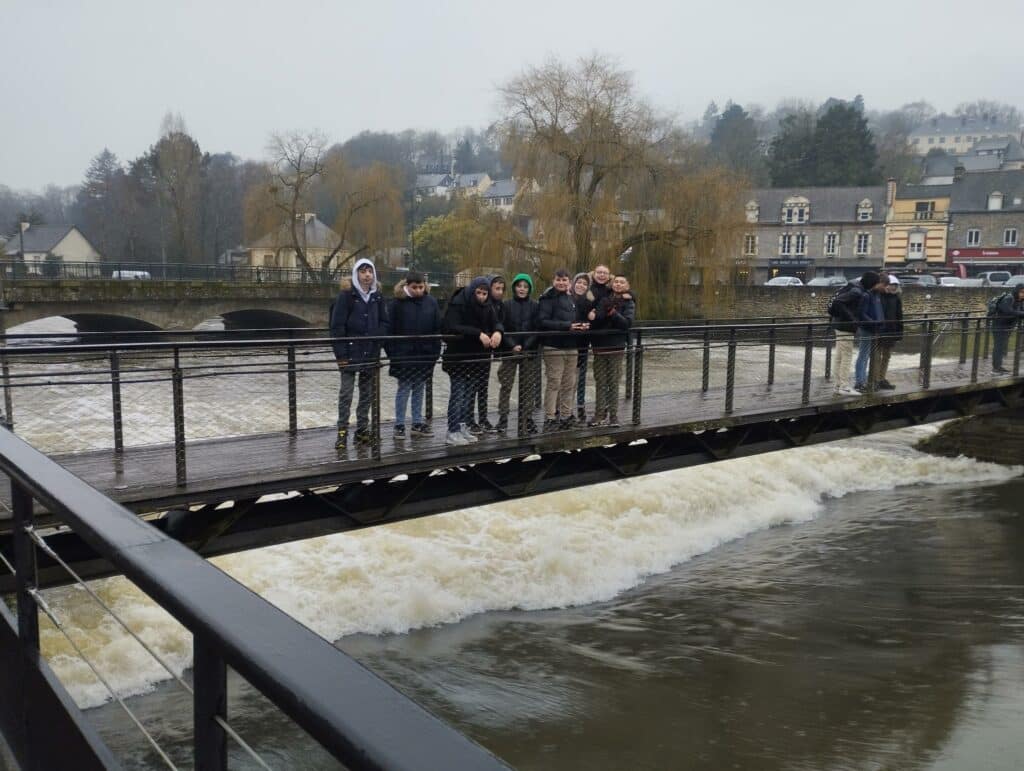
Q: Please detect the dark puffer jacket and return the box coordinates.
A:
[441,279,501,368]
[537,286,578,349]
[330,282,389,363]
[878,291,904,343]
[829,281,870,334]
[385,279,442,377]
[502,275,540,352]
[591,292,635,351]
[992,291,1024,330]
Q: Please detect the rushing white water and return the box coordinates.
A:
[34,424,1021,710]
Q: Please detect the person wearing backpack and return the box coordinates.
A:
[990,285,1024,373]
[330,258,389,448]
[828,271,880,396]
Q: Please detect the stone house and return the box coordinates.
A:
[742,186,888,284]
[946,169,1024,277]
[246,213,344,272]
[883,184,951,272]
[908,115,1022,156]
[3,223,103,274]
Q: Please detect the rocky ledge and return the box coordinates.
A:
[916,408,1024,466]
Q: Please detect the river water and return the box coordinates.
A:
[6,325,1023,769]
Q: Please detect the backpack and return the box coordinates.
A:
[987,292,1011,317]
[826,285,857,318]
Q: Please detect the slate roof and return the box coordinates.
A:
[895,184,952,200]
[414,173,452,189]
[746,186,887,223]
[453,173,488,189]
[3,224,76,255]
[909,115,1020,138]
[482,178,516,199]
[249,216,341,250]
[949,170,1024,212]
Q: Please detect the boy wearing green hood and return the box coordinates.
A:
[496,273,541,433]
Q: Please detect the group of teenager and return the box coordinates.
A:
[828,270,1024,394]
[329,258,635,448]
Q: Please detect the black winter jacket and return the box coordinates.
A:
[385,281,442,376]
[829,281,870,334]
[878,292,904,342]
[502,295,540,351]
[537,287,579,349]
[992,293,1024,330]
[330,285,389,363]
[441,286,501,366]
[591,293,635,351]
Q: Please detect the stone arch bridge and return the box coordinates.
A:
[0,280,336,331]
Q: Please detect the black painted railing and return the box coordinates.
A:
[0,426,507,769]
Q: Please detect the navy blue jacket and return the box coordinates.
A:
[385,281,441,375]
[537,286,579,350]
[591,293,635,351]
[441,285,501,367]
[330,285,389,363]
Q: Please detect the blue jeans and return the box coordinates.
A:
[854,330,874,387]
[447,373,473,433]
[395,374,427,427]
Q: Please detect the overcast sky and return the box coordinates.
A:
[3,0,1022,191]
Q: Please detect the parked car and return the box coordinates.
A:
[806,276,847,287]
[1004,275,1024,288]
[978,271,1012,286]
[939,276,962,287]
[765,276,804,287]
[897,274,938,287]
[111,270,152,280]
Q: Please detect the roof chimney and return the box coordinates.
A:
[885,178,897,207]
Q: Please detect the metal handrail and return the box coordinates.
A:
[0,426,506,770]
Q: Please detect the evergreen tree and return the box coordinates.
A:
[768,111,816,186]
[812,103,880,186]
[709,103,767,185]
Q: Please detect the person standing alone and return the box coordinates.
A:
[991,285,1024,373]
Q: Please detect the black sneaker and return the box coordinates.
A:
[854,384,867,393]
[559,417,577,431]
[410,423,433,436]
[480,418,497,433]
[576,406,587,421]
[354,428,372,445]
[495,418,508,433]
[394,424,406,438]
[334,427,348,449]
[607,416,621,428]
[993,367,1010,374]
[543,418,559,432]
[467,422,484,435]
[877,379,895,390]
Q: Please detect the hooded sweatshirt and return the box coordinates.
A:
[503,273,540,351]
[442,276,501,364]
[330,257,388,362]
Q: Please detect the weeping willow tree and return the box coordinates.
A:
[489,54,748,317]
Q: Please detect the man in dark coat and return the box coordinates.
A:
[385,271,441,437]
[469,274,506,432]
[330,258,389,448]
[496,273,540,432]
[876,275,904,390]
[442,277,502,445]
[538,269,587,430]
[992,285,1024,373]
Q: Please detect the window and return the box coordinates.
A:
[795,233,806,255]
[745,201,759,223]
[1005,228,1019,246]
[825,232,838,256]
[954,136,961,142]
[856,233,870,256]
[914,201,935,220]
[907,232,925,259]
[743,234,757,256]
[966,228,981,246]
[780,234,792,255]
[796,208,807,223]
[939,137,946,144]
[912,138,920,145]
[988,192,1004,210]
[785,207,794,223]
[857,199,873,221]
[928,137,934,144]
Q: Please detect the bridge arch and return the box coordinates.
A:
[219,309,312,330]
[62,313,163,333]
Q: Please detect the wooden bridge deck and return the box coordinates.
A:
[2,361,1014,528]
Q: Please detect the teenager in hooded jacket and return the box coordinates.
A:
[330,258,389,448]
[496,273,540,433]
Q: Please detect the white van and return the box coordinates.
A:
[111,270,152,280]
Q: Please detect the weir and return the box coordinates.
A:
[0,314,1020,768]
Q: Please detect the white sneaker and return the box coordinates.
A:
[835,387,860,396]
[459,423,479,442]
[446,431,469,446]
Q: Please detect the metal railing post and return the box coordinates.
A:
[425,373,434,423]
[12,481,39,652]
[516,351,528,438]
[624,336,634,399]
[921,319,934,390]
[193,637,227,771]
[724,328,736,414]
[1014,322,1023,378]
[982,317,991,359]
[286,344,297,436]
[1,349,13,430]
[801,324,813,405]
[767,319,776,387]
[866,331,879,394]
[109,350,124,454]
[959,315,969,365]
[372,362,382,460]
[631,329,643,425]
[971,319,982,383]
[702,323,711,393]
[824,326,834,380]
[172,347,187,486]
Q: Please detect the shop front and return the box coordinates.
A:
[948,248,1024,278]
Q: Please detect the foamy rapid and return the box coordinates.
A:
[36,428,1020,709]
